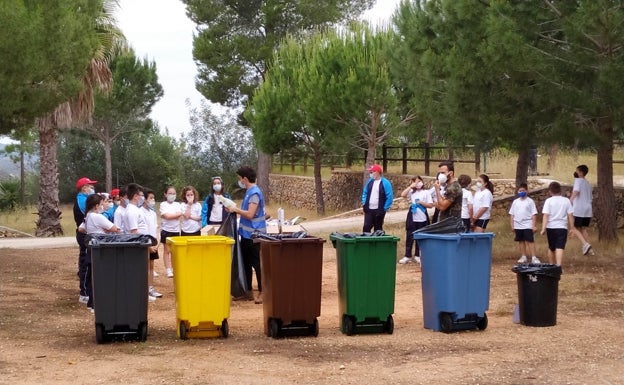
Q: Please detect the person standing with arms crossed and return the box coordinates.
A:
[226,166,267,304]
[361,164,394,233]
[160,186,181,278]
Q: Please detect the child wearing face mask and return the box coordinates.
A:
[180,186,202,236]
[509,183,540,264]
[201,176,233,227]
[398,176,434,265]
[141,188,162,299]
[471,174,494,232]
[160,186,182,278]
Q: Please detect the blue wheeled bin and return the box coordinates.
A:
[413,232,493,332]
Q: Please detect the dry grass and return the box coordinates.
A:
[0,204,76,236]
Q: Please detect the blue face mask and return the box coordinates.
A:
[518,191,527,198]
[137,197,145,207]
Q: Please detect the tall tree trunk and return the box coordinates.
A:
[36,117,63,237]
[19,147,25,206]
[104,132,112,192]
[515,145,529,190]
[595,117,618,242]
[257,151,271,205]
[547,143,558,171]
[313,148,325,215]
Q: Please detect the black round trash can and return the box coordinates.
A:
[511,263,562,327]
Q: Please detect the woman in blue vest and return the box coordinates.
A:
[226,166,267,304]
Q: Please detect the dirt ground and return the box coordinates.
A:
[0,241,623,385]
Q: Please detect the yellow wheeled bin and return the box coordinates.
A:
[167,235,235,339]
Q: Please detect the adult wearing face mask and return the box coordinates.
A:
[434,161,462,220]
[201,176,232,227]
[73,177,98,305]
[226,166,267,304]
[361,164,394,233]
[160,186,181,278]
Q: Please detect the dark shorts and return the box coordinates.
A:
[514,229,535,243]
[474,219,489,229]
[574,216,591,228]
[160,230,180,245]
[149,251,159,261]
[546,228,568,251]
[181,230,201,236]
[462,218,472,232]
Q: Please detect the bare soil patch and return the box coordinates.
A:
[0,244,623,384]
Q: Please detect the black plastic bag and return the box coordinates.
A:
[329,230,386,238]
[511,263,562,279]
[412,217,466,234]
[217,213,248,297]
[86,233,157,247]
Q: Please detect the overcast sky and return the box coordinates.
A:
[115,0,402,139]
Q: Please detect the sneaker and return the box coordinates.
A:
[149,287,163,298]
[582,243,592,256]
[414,256,421,264]
[87,306,94,314]
[148,295,157,302]
[233,291,254,301]
[166,268,174,278]
[398,257,413,264]
[517,256,528,263]
[531,256,541,264]
[153,271,159,277]
[78,295,89,304]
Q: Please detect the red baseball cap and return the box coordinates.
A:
[368,164,382,173]
[76,177,98,190]
[110,188,120,198]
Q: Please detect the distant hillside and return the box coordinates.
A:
[0,144,37,181]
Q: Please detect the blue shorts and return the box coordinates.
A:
[546,228,568,251]
[514,229,534,243]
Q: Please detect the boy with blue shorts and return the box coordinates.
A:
[509,183,539,264]
[540,182,574,266]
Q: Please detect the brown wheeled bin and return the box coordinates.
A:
[256,236,325,338]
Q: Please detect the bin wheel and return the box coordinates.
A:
[343,314,356,336]
[310,318,319,337]
[269,318,280,339]
[179,321,188,340]
[95,324,106,344]
[221,319,229,338]
[477,313,488,331]
[138,322,148,342]
[385,315,394,335]
[439,312,454,333]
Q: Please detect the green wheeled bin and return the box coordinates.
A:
[330,233,399,335]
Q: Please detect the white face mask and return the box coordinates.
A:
[166,194,176,203]
[88,187,95,195]
[213,184,222,192]
[415,181,423,189]
[369,173,374,179]
[148,199,155,209]
[476,181,483,190]
[107,202,114,210]
[437,173,447,184]
[186,195,194,204]
[238,180,246,189]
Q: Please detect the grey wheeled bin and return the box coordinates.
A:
[88,234,155,343]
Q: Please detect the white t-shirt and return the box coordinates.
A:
[572,177,593,217]
[368,180,381,210]
[124,203,148,234]
[407,188,432,223]
[113,205,126,233]
[542,195,573,229]
[83,212,115,234]
[181,202,202,233]
[209,199,225,223]
[461,188,474,220]
[159,201,182,232]
[141,206,158,239]
[509,197,538,229]
[473,189,493,220]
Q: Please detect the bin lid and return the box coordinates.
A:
[412,232,494,241]
[165,235,235,246]
[329,232,400,243]
[87,234,157,247]
[511,263,562,278]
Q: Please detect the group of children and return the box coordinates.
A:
[74,177,231,312]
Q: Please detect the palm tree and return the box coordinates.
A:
[36,0,125,236]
